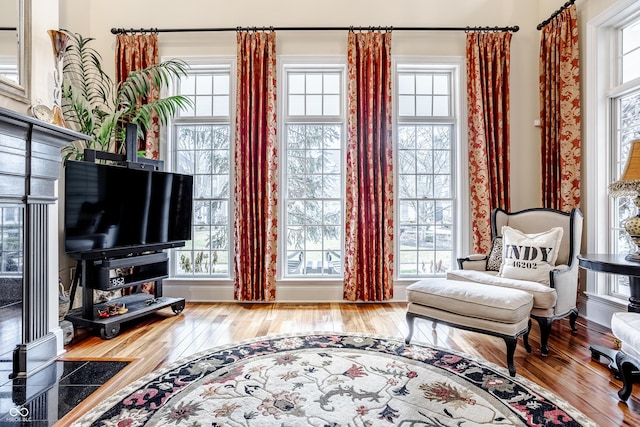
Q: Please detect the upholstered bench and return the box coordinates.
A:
[405,279,534,376]
[611,312,640,401]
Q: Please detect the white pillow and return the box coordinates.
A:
[499,225,564,285]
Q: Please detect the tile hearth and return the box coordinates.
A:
[0,359,129,426]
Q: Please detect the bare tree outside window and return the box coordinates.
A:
[397,69,455,277]
[173,69,231,276]
[168,62,461,282]
[284,69,344,277]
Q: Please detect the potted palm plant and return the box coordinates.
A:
[60,31,191,159]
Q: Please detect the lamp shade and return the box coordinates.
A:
[609,139,640,196]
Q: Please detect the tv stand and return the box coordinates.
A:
[65,249,185,339]
[65,135,186,340]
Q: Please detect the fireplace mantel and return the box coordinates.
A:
[0,106,87,378]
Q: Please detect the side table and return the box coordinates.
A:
[578,253,640,376]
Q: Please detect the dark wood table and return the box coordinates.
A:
[578,254,640,312]
[577,253,640,376]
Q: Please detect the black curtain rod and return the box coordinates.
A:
[0,27,16,31]
[111,25,519,35]
[537,0,575,30]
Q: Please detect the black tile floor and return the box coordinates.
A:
[0,360,129,426]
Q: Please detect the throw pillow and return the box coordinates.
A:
[486,237,503,271]
[499,226,564,285]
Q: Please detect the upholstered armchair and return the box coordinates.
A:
[447,207,584,356]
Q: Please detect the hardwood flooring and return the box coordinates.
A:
[59,302,640,426]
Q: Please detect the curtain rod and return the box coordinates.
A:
[537,0,575,30]
[110,25,519,35]
[0,27,16,31]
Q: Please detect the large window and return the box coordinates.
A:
[610,16,640,298]
[282,66,345,278]
[168,59,461,282]
[396,67,456,277]
[172,65,232,277]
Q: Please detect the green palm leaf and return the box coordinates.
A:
[60,31,191,160]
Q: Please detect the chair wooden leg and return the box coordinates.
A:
[503,336,518,377]
[523,319,532,353]
[405,312,416,345]
[616,351,638,401]
[569,309,579,334]
[536,317,553,356]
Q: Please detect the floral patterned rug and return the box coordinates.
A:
[72,333,596,426]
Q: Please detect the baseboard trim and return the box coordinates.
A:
[163,280,412,303]
[578,292,626,329]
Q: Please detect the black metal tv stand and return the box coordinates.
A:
[65,244,185,339]
[64,131,185,339]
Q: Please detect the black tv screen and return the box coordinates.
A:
[64,160,193,257]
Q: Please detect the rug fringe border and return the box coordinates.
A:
[70,331,599,427]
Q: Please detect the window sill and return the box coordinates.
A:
[582,291,628,309]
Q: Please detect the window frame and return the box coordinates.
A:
[585,0,640,312]
[164,56,468,287]
[609,85,640,299]
[167,58,236,279]
[278,57,347,282]
[393,58,466,280]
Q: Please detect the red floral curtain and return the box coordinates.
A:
[466,31,512,254]
[344,31,394,301]
[234,31,278,301]
[539,4,581,211]
[115,33,159,296]
[115,33,160,159]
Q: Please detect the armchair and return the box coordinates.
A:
[448,207,584,356]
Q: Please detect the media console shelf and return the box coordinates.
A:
[64,136,188,339]
[65,248,185,339]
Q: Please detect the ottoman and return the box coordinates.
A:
[406,279,534,377]
[611,311,640,401]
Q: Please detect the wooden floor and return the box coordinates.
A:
[59,302,640,427]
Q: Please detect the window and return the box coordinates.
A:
[282,66,345,278]
[172,65,232,277]
[0,206,22,275]
[0,64,18,84]
[610,16,640,298]
[396,66,457,277]
[622,19,640,83]
[168,59,462,283]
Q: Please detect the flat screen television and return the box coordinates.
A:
[64,160,193,258]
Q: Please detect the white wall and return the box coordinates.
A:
[0,0,58,112]
[53,0,631,213]
[53,0,628,217]
[58,0,545,209]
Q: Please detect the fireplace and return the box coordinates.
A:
[0,107,87,380]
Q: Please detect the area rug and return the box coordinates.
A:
[72,333,596,427]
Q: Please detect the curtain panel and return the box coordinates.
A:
[539,4,581,211]
[466,31,512,254]
[233,31,278,301]
[344,31,394,302]
[115,33,160,159]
